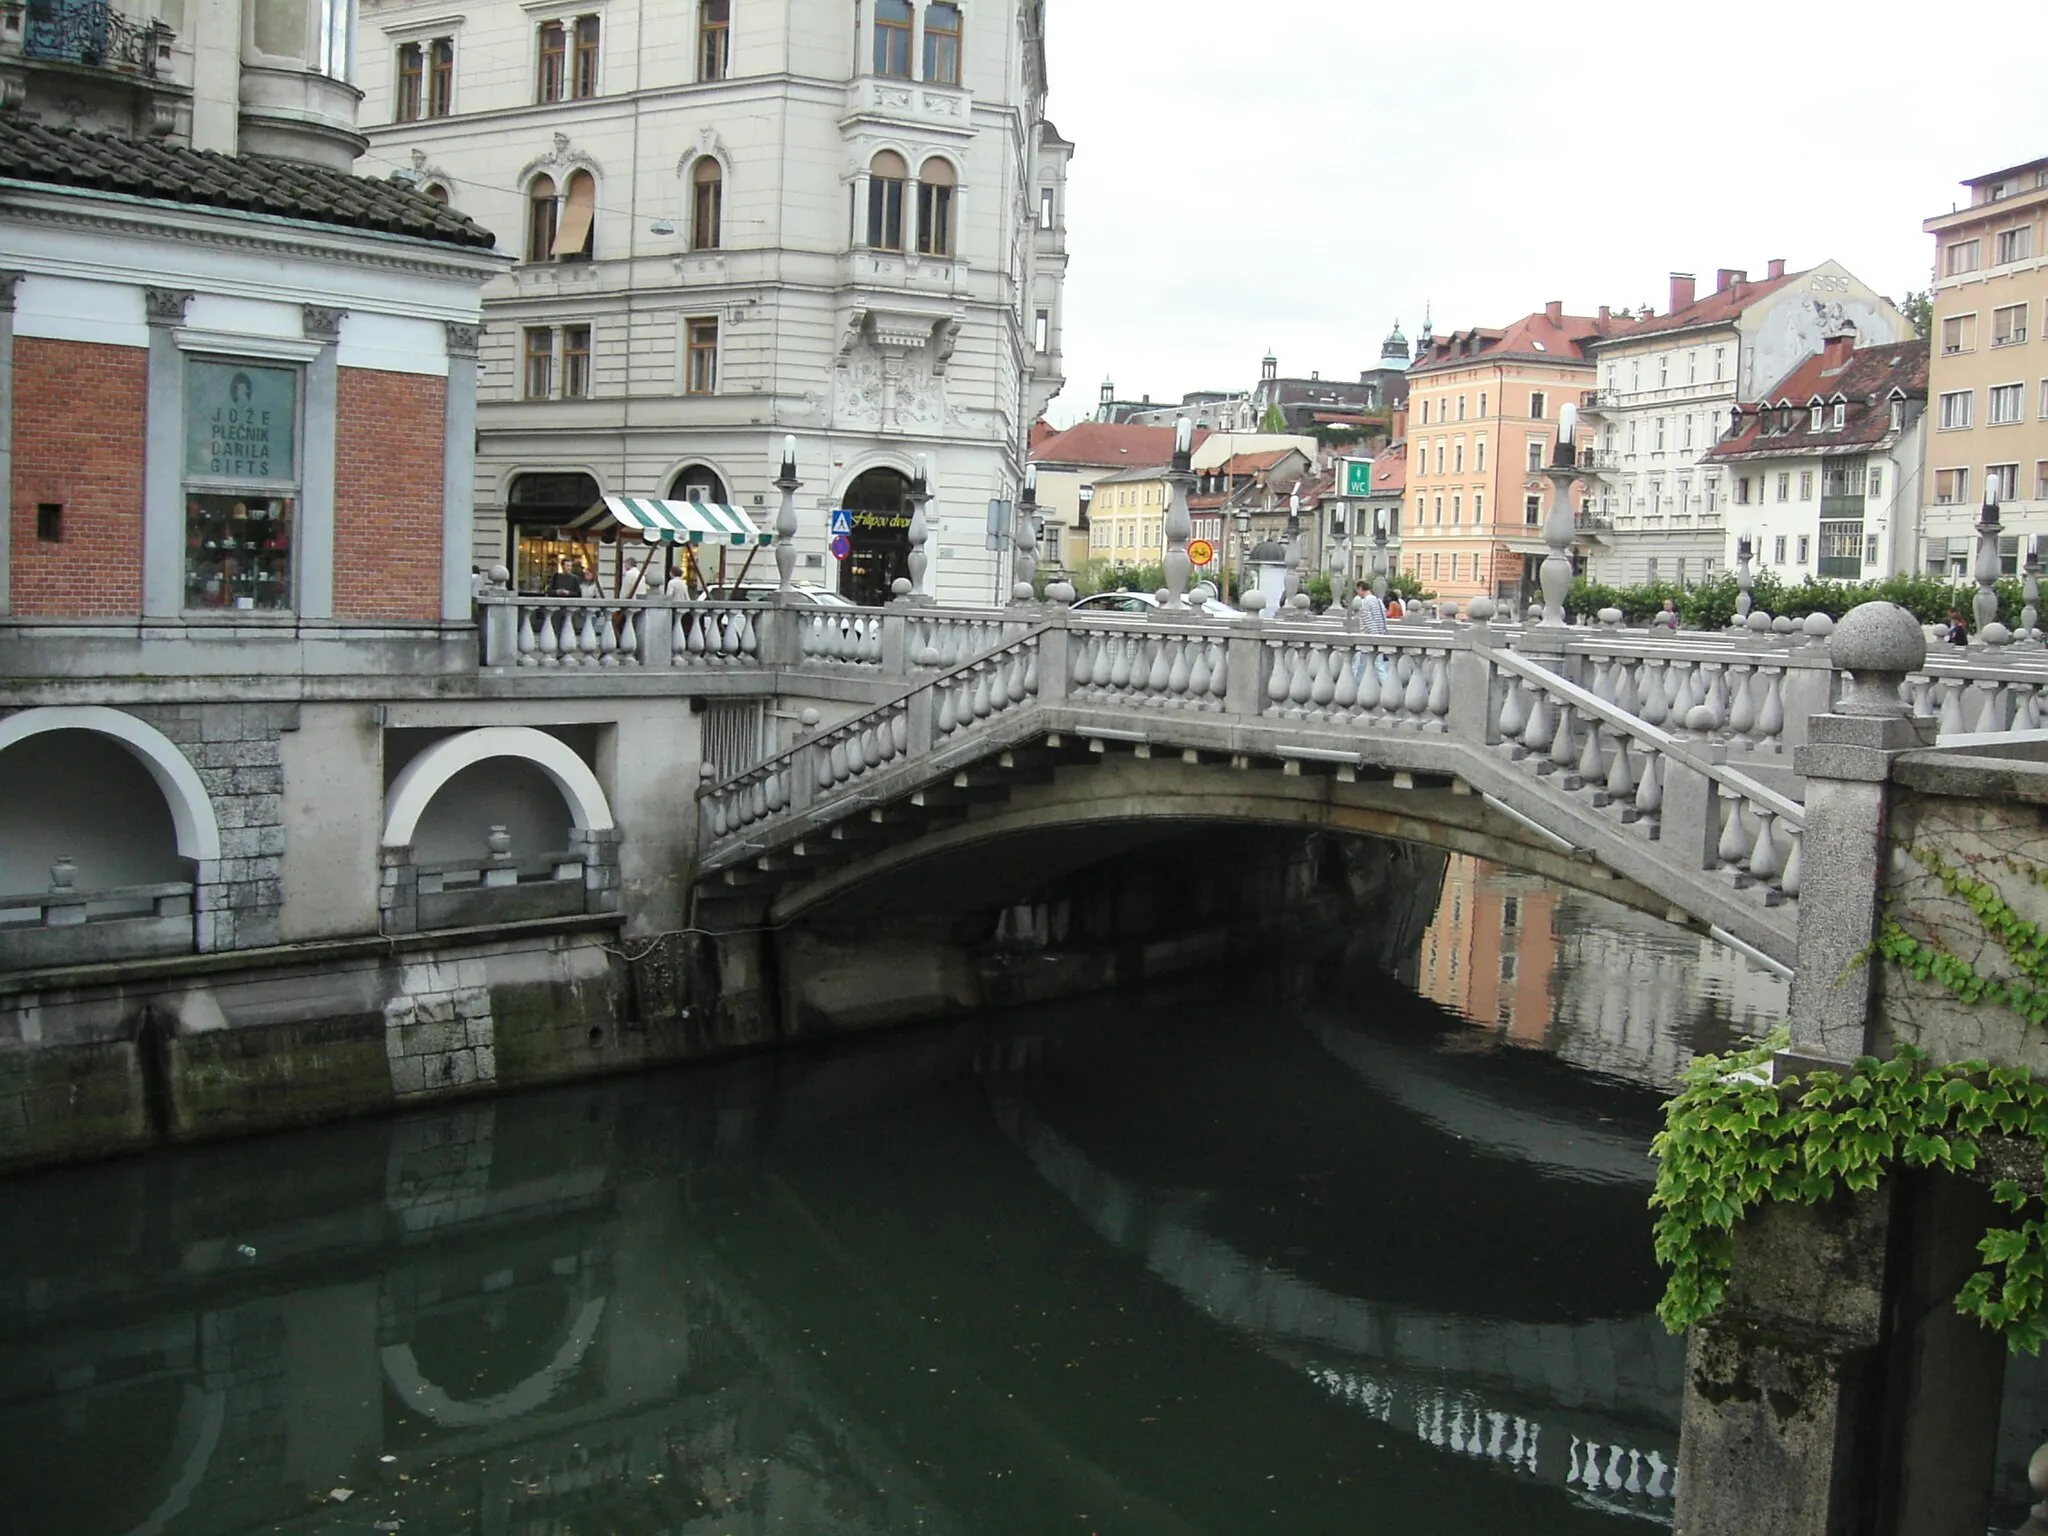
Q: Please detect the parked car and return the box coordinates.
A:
[1070,591,1244,620]
[704,582,855,607]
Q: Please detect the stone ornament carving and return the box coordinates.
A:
[930,317,961,376]
[922,92,961,116]
[0,271,21,312]
[838,306,869,360]
[444,321,482,358]
[875,86,912,109]
[144,287,194,327]
[301,305,347,343]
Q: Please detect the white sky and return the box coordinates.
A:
[1039,0,2048,426]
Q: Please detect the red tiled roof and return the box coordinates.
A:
[1703,338,1929,463]
[1031,422,1212,468]
[1219,448,1298,475]
[1369,444,1406,495]
[1410,307,1643,374]
[1603,271,1804,343]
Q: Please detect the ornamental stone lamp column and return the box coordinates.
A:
[2022,552,2042,643]
[1734,527,1755,626]
[1371,508,1389,600]
[905,452,932,605]
[1535,403,1583,627]
[1974,481,2006,642]
[773,435,801,598]
[1011,463,1042,605]
[1161,416,1196,611]
[1283,486,1305,605]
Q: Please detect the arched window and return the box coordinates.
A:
[526,173,557,261]
[691,158,723,250]
[924,2,962,85]
[669,466,728,504]
[867,150,906,251]
[422,181,451,204]
[555,169,596,261]
[916,156,955,257]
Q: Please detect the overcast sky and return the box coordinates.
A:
[1038,0,2048,426]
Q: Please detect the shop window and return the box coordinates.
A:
[699,0,730,81]
[875,0,912,77]
[867,150,906,250]
[924,2,962,84]
[182,358,298,612]
[917,157,955,256]
[692,158,723,250]
[686,317,719,394]
[507,471,603,593]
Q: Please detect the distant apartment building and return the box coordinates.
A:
[1580,264,1913,586]
[1095,381,1253,431]
[1029,421,1209,575]
[1403,303,1635,606]
[1921,156,2048,576]
[1704,337,1929,583]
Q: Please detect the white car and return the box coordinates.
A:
[1070,591,1244,620]
[706,582,856,607]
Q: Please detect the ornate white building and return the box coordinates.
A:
[355,0,1070,603]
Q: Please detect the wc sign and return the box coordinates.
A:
[1340,459,1373,498]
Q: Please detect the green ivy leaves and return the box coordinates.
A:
[1651,1038,2048,1351]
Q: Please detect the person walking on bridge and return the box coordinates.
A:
[1354,581,1388,686]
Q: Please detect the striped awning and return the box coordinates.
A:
[574,496,772,547]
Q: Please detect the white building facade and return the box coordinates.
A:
[1580,264,1912,588]
[355,0,1069,604]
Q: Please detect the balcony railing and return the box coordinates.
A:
[13,0,167,76]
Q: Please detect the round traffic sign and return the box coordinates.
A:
[829,533,853,560]
[1188,538,1216,567]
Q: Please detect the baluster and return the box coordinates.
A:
[516,605,539,666]
[1499,672,1529,741]
[1332,645,1360,714]
[1087,632,1113,691]
[1266,643,1293,711]
[1426,654,1449,730]
[1675,661,1701,718]
[1937,680,1969,737]
[1632,751,1664,825]
[1188,640,1212,703]
[578,608,602,663]
[1070,631,1095,692]
[1591,655,1616,707]
[971,662,994,718]
[1638,659,1669,726]
[685,610,709,659]
[1146,637,1172,701]
[1975,678,2010,734]
[936,678,960,735]
[1754,669,1785,751]
[1717,791,1750,872]
[1023,644,1041,697]
[830,735,853,783]
[2024,685,2046,731]
[1309,645,1337,713]
[1547,702,1577,774]
[597,607,620,665]
[1107,635,1134,691]
[1602,731,1635,808]
[1701,664,1728,732]
[618,608,639,665]
[1909,675,1935,717]
[1611,659,1638,718]
[1356,647,1383,716]
[1750,807,1783,889]
[1573,713,1605,789]
[1288,646,1317,710]
[1780,828,1803,898]
[537,606,562,666]
[1726,663,1756,746]
[1166,637,1192,703]
[1522,688,1554,756]
[1207,641,1229,706]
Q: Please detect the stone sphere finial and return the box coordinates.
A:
[1803,611,1835,644]
[1830,602,1926,716]
[488,563,511,589]
[891,578,913,599]
[1747,611,1774,634]
[1045,579,1076,604]
[1467,595,1496,626]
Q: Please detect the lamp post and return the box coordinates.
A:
[1162,415,1196,610]
[1283,486,1304,605]
[1974,480,2004,641]
[773,435,801,598]
[1233,505,1253,604]
[1534,403,1585,626]
[1372,507,1389,599]
[1735,527,1755,624]
[2023,546,2041,643]
[1011,463,1042,605]
[905,452,932,604]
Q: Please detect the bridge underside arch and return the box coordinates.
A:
[768,751,1677,932]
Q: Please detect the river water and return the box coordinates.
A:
[1,856,2040,1534]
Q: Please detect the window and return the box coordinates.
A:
[1431,553,1441,580]
[1810,404,1824,430]
[1456,396,1466,421]
[1832,401,1846,428]
[1866,536,1880,568]
[1033,310,1049,352]
[555,169,595,260]
[1435,442,1444,474]
[35,502,61,542]
[1039,187,1055,230]
[1451,494,1461,524]
[1478,392,1487,416]
[1799,470,1814,500]
[691,158,723,249]
[867,150,906,249]
[1659,356,1669,387]
[1775,472,1790,502]
[1946,239,1981,276]
[1529,391,1546,419]
[686,317,719,393]
[537,21,565,101]
[699,0,730,81]
[1890,399,1905,431]
[1940,390,1974,430]
[924,1,961,85]
[1475,440,1486,472]
[1936,468,1970,504]
[182,358,298,612]
[1473,491,1484,521]
[1647,556,1660,582]
[1994,304,2028,346]
[1735,477,1750,505]
[1525,439,1543,472]
[1523,493,1541,526]
[1684,415,1695,448]
[1942,314,1975,355]
[524,327,555,398]
[1453,440,1464,473]
[1713,347,1725,381]
[1989,464,2019,501]
[874,0,913,77]
[1654,417,1666,450]
[1420,399,1430,426]
[563,324,591,398]
[573,15,600,96]
[1433,496,1442,524]
[1997,227,2033,265]
[917,158,955,256]
[1450,554,1461,582]
[397,42,423,121]
[1706,476,1720,513]
[1991,383,2025,425]
[526,174,558,261]
[1648,477,1662,511]
[1686,351,1698,383]
[1773,535,1787,564]
[2038,462,2048,500]
[1796,536,1810,565]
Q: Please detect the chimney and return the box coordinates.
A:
[1669,273,1696,313]
[1392,402,1408,442]
[1544,300,1563,322]
[1820,330,1856,372]
[1599,304,1611,322]
[1767,258,1786,280]
[1716,268,1747,293]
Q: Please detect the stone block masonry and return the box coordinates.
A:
[383,957,497,1098]
[8,337,145,616]
[333,367,445,622]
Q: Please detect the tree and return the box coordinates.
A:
[1258,403,1286,434]
[1899,290,1933,341]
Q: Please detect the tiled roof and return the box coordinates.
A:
[1218,448,1299,475]
[1410,307,1641,374]
[1596,272,1803,344]
[0,119,497,249]
[1704,338,1929,463]
[1368,444,1407,495]
[1032,422,1211,468]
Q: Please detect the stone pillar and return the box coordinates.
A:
[142,288,194,618]
[298,304,344,619]
[0,271,17,618]
[441,322,481,623]
[377,849,419,935]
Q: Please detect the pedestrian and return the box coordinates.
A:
[1356,580,1388,635]
[1945,608,1970,646]
[1652,598,1679,630]
[621,560,650,600]
[1385,590,1405,621]
[545,561,580,598]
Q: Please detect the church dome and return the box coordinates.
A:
[1380,319,1409,363]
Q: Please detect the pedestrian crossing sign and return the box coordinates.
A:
[830,509,855,536]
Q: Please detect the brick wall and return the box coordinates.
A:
[334,368,445,621]
[10,338,146,617]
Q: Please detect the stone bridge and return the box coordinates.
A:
[687,597,2048,973]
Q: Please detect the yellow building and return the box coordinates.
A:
[1085,466,1171,569]
[1921,155,2048,572]
[1029,422,1204,575]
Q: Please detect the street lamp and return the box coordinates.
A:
[1735,526,1755,623]
[1162,415,1196,610]
[1372,507,1389,599]
[1283,485,1304,605]
[1233,505,1254,602]
[1012,463,1041,604]
[773,434,801,597]
[1533,403,1586,626]
[903,452,932,604]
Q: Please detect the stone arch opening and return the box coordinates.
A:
[836,465,913,606]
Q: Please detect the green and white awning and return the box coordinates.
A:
[575,496,772,547]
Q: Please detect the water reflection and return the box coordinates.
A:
[3,858,2039,1533]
